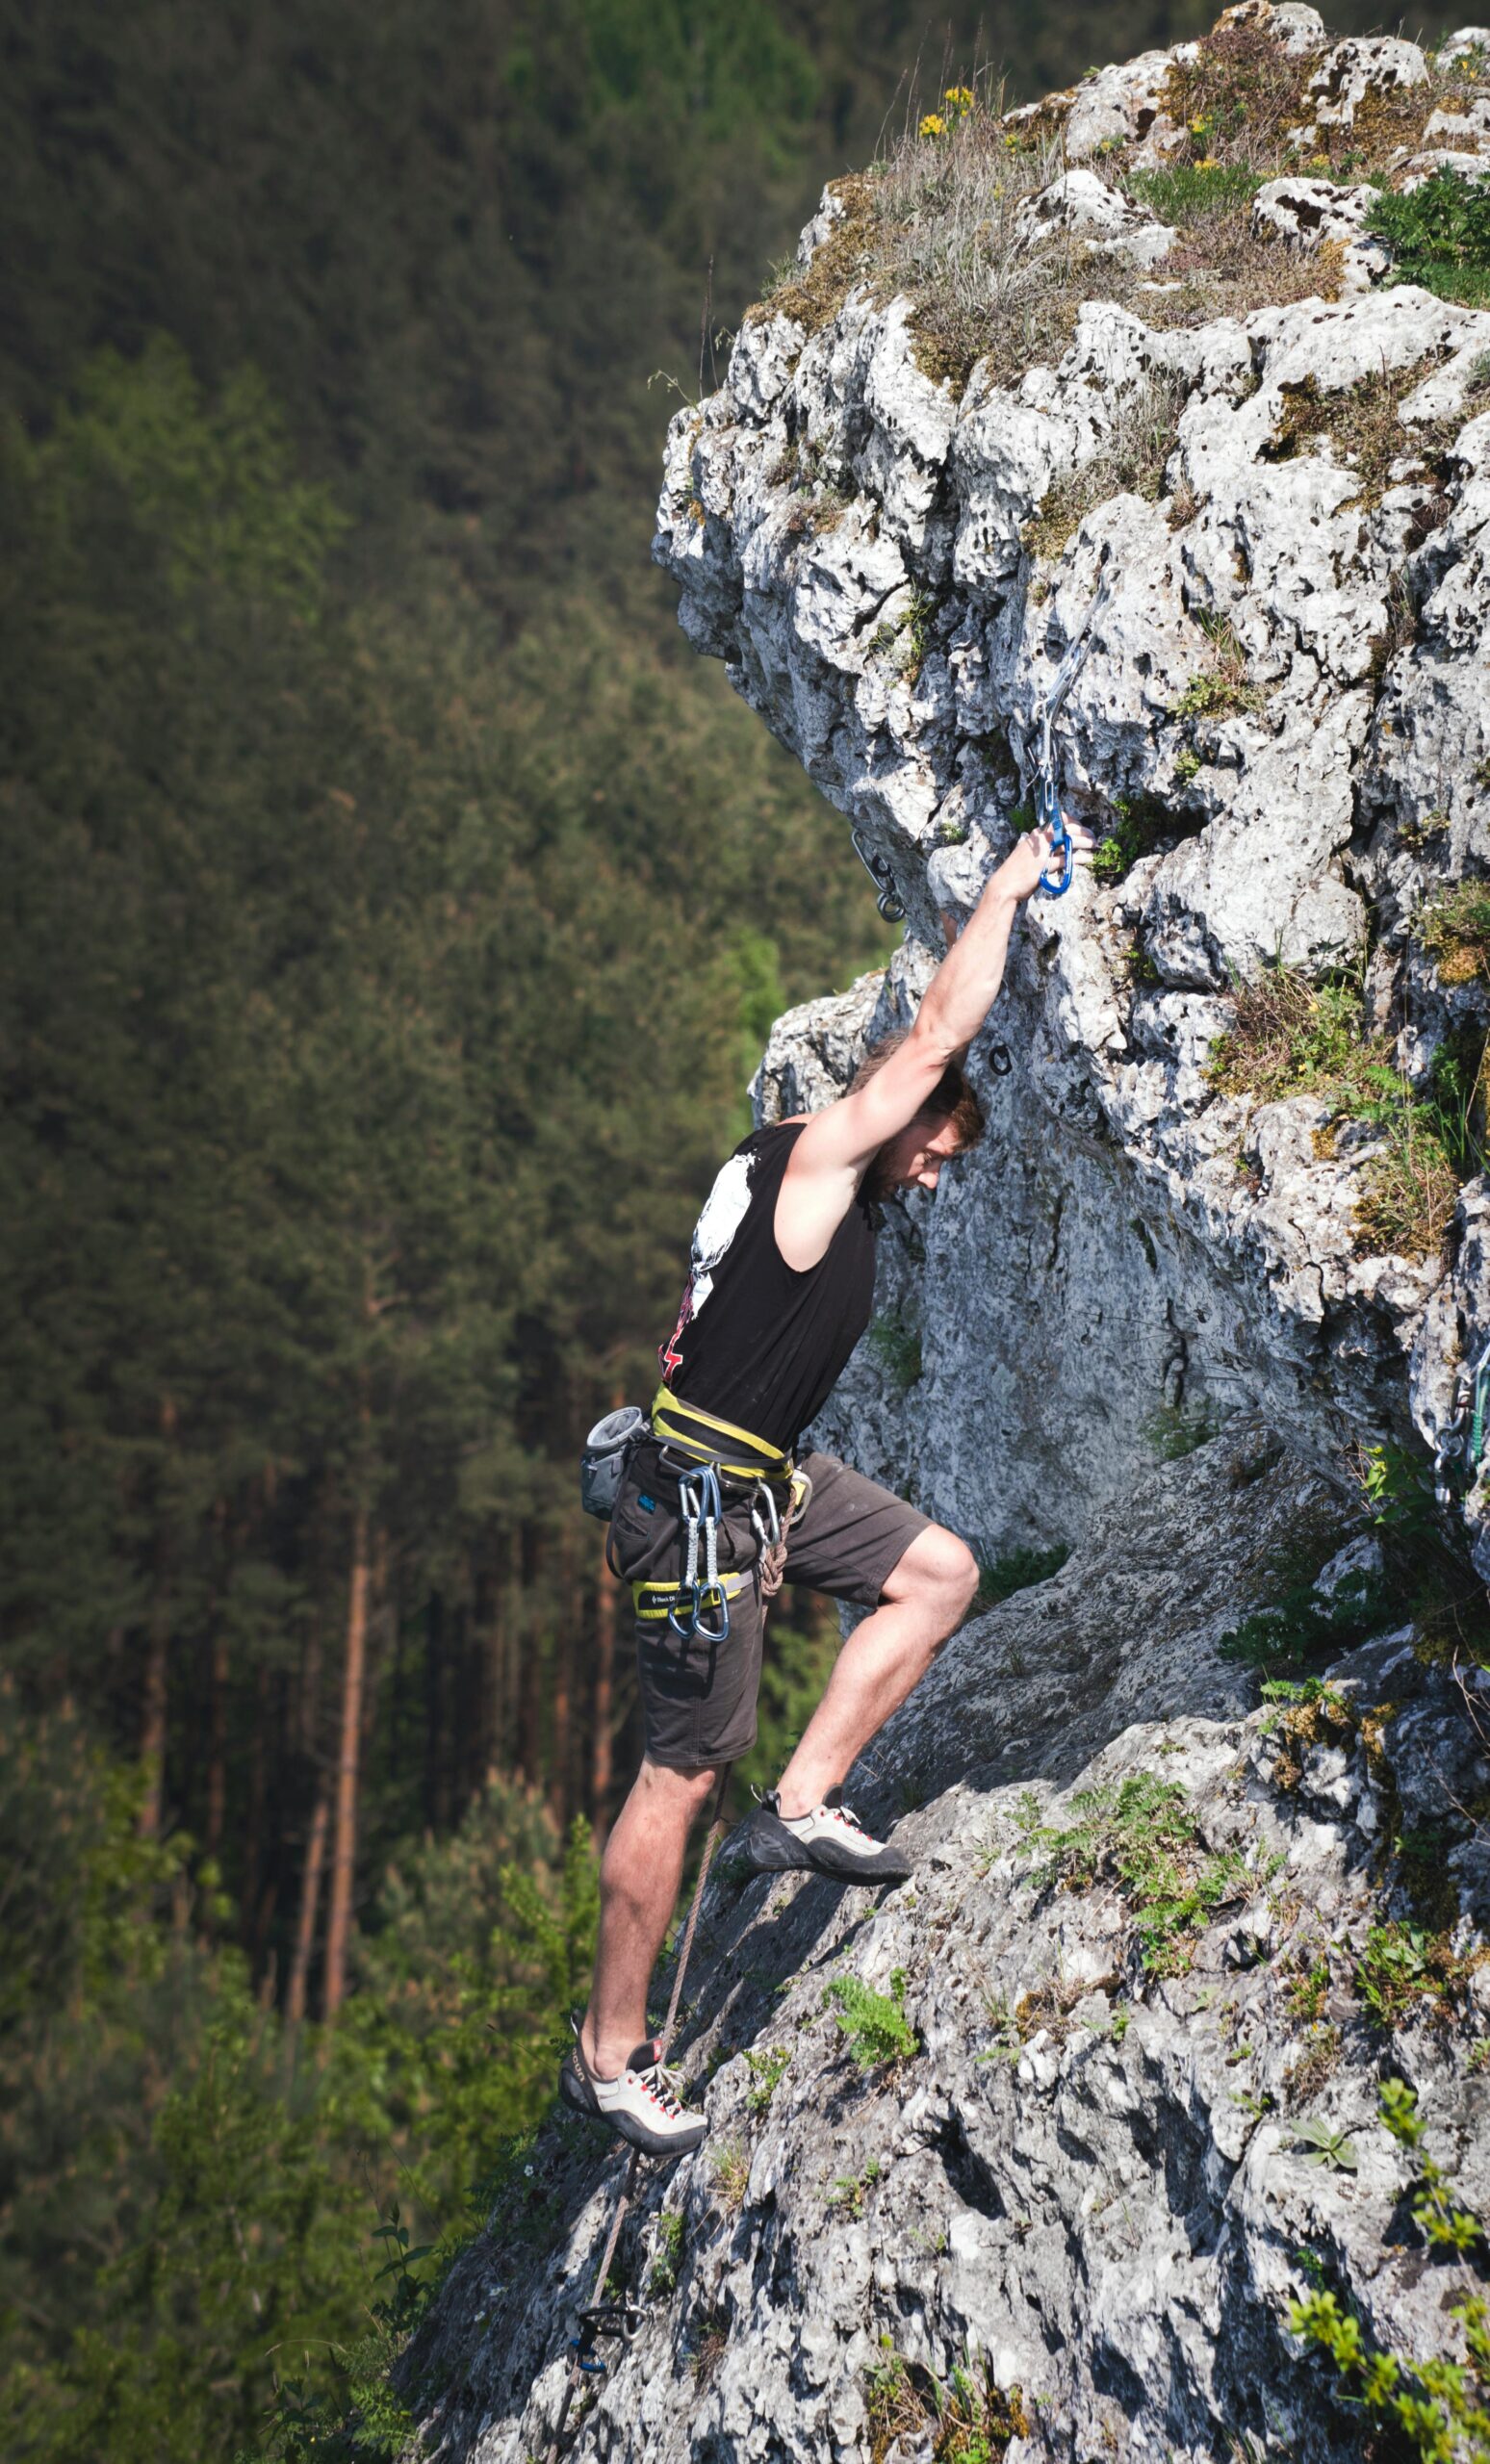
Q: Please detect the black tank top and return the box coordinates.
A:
[657,1120,879,1455]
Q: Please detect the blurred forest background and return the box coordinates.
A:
[0,0,1427,2455]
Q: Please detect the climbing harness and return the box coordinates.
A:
[644,1388,802,1643]
[851,827,907,924]
[542,1763,735,2464]
[1030,548,1112,898]
[650,1386,792,1483]
[1434,1330,1490,1505]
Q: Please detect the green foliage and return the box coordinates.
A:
[1129,164,1263,218]
[973,1543,1068,1611]
[1352,1920,1476,2031]
[1220,1565,1386,1682]
[743,2044,791,2113]
[1369,169,1490,307]
[1286,2117,1358,2171]
[864,2335,1031,2462]
[648,2208,686,2297]
[1015,1771,1246,1976]
[1089,792,1195,883]
[0,1707,591,2462]
[1207,963,1469,1258]
[825,1968,918,2070]
[1420,881,1490,987]
[868,1311,923,1393]
[1290,2082,1490,2459]
[1143,1399,1223,1460]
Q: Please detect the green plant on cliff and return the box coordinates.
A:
[1015,1771,1246,1977]
[1369,168,1490,307]
[1206,963,1470,1259]
[826,1968,918,2070]
[1290,2082,1490,2458]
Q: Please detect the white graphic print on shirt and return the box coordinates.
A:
[658,1146,756,1382]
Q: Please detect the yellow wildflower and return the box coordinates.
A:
[919,112,947,138]
[1308,152,1330,172]
[1190,115,1209,135]
[944,85,975,116]
[1196,154,1220,170]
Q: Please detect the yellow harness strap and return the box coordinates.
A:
[648,1385,792,1483]
[631,1572,748,1622]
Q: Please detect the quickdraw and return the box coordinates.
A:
[1030,548,1111,898]
[851,827,907,924]
[671,1463,731,1642]
[1434,1331,1490,1505]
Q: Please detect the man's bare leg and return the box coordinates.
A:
[775,1524,977,1817]
[580,1757,724,2078]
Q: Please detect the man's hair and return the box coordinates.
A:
[848,1030,986,1154]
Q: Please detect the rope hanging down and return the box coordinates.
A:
[1031,547,1111,898]
[541,1762,732,2460]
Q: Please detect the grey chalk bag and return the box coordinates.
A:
[579,1404,647,1521]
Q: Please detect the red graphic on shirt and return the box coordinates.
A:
[657,1147,756,1387]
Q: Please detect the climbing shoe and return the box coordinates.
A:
[742,1786,912,1884]
[558,2016,707,2158]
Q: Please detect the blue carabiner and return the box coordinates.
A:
[692,1582,732,1645]
[1038,768,1075,897]
[667,1582,700,1640]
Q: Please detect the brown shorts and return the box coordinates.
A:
[607,1446,932,1771]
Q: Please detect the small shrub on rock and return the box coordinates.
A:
[826,1968,918,2070]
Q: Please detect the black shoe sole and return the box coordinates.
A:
[743,1812,912,1885]
[557,2059,707,2159]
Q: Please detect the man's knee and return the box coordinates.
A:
[886,1524,980,1631]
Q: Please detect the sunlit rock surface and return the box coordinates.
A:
[408,13,1490,2457]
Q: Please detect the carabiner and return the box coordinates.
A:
[666,1582,701,1640]
[692,1582,732,1644]
[1036,725,1075,898]
[851,828,907,924]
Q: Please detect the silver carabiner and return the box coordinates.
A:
[851,828,907,924]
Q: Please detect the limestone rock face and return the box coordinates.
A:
[652,125,1490,1574]
[405,1429,1490,2464]
[407,16,1490,2460]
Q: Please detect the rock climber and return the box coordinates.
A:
[560,811,1092,2153]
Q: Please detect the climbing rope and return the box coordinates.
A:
[540,1760,733,2461]
[1030,548,1111,898]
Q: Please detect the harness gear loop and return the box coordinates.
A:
[1029,546,1111,899]
[850,826,907,924]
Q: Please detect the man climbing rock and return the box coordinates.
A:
[560,814,1091,2154]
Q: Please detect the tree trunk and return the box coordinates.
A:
[591,1551,617,1848]
[138,1394,177,1837]
[204,1630,230,1855]
[549,1536,574,1831]
[518,1521,543,1784]
[322,1504,371,2021]
[286,1784,330,2026]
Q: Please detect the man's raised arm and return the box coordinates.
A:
[775,817,1091,1268]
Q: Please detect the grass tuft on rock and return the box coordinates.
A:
[1207,962,1471,1259]
[1015,1771,1246,1978]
